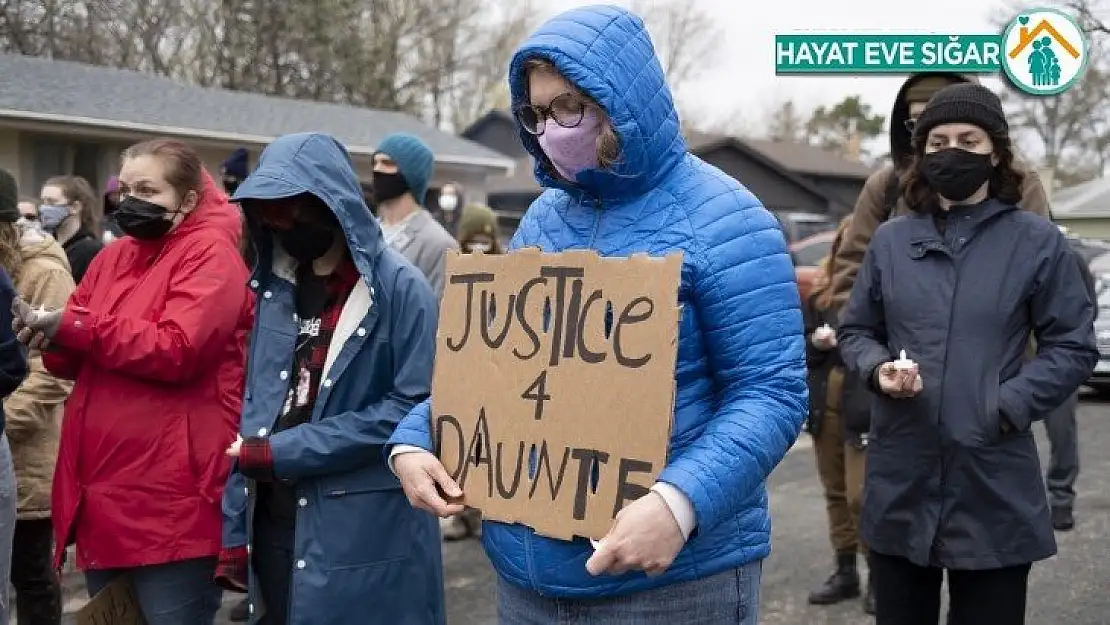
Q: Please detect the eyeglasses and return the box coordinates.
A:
[514,93,589,136]
[904,118,918,132]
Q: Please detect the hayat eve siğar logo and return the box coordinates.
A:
[1001,7,1089,95]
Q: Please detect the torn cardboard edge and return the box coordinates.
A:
[430,248,683,541]
[77,574,147,625]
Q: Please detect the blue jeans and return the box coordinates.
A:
[85,557,221,625]
[0,435,18,624]
[497,561,762,624]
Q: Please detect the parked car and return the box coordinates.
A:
[790,229,836,301]
[774,211,836,243]
[1089,287,1110,394]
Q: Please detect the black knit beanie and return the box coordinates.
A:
[912,83,1008,142]
[0,169,17,224]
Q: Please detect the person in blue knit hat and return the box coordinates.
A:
[372,133,457,296]
[220,148,250,195]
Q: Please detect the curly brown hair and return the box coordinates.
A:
[898,128,1024,214]
[0,223,23,283]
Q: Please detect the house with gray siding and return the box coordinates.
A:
[0,53,513,223]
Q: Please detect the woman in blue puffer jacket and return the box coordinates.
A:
[388,5,808,623]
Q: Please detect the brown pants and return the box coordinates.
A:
[813,367,867,555]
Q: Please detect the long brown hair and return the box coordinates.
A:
[0,223,22,283]
[121,139,204,198]
[522,58,621,170]
[43,175,101,239]
[899,127,1024,213]
[811,216,853,312]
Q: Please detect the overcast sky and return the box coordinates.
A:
[545,0,1020,152]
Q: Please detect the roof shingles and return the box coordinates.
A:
[0,53,510,166]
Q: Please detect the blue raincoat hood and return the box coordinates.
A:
[232,132,383,282]
[508,4,687,199]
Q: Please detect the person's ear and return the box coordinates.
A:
[991,153,1000,167]
[69,201,82,216]
[182,190,199,213]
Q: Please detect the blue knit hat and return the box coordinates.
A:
[222,148,250,179]
[375,133,435,205]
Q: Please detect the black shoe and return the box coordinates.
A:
[1052,506,1075,531]
[808,554,861,605]
[229,597,250,622]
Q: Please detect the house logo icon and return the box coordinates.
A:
[1001,7,1088,95]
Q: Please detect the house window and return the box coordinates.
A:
[29,136,105,194]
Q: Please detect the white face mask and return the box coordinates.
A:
[439,194,458,211]
[466,241,491,253]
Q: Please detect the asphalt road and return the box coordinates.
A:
[56,395,1110,624]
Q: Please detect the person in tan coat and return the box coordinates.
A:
[2,213,75,625]
[827,73,1050,310]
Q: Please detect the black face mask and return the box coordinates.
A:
[223,178,241,195]
[372,172,410,204]
[279,220,334,263]
[920,149,995,202]
[114,197,181,240]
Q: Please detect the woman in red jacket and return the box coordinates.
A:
[12,139,254,624]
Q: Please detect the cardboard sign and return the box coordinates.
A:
[431,248,682,540]
[77,575,146,625]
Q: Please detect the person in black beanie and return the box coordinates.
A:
[836,82,1098,625]
[0,169,32,625]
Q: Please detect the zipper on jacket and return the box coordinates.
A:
[586,198,603,248]
[933,248,959,560]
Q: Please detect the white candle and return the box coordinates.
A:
[893,349,916,371]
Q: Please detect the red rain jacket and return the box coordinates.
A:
[45,170,254,570]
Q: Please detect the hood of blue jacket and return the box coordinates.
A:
[232,132,382,281]
[508,4,687,199]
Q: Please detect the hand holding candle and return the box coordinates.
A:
[877,349,923,398]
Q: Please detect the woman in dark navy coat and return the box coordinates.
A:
[837,83,1098,625]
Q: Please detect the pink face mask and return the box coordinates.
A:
[537,110,603,182]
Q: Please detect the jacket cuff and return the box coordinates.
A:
[239,437,274,481]
[214,545,248,593]
[388,444,428,476]
[651,482,696,540]
[52,307,95,353]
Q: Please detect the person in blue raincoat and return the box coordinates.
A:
[217,132,445,625]
[388,5,808,624]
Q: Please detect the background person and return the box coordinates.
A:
[100,176,123,244]
[36,176,103,284]
[16,200,37,225]
[827,73,1049,311]
[455,203,502,255]
[14,139,253,625]
[0,175,75,625]
[389,6,808,623]
[837,83,1097,625]
[372,133,458,297]
[802,216,874,615]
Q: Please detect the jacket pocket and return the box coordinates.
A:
[315,488,430,570]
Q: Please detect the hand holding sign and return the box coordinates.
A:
[585,491,684,577]
[395,450,467,517]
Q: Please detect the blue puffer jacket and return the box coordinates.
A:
[387,5,808,599]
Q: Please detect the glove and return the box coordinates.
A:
[11,297,62,350]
